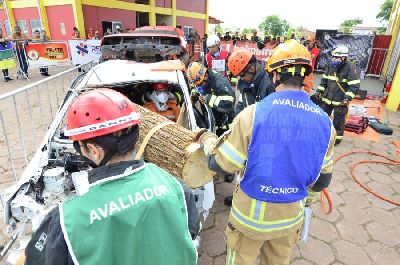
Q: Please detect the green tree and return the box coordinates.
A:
[339,18,363,34]
[376,0,393,34]
[287,26,305,39]
[258,15,290,37]
[376,0,393,22]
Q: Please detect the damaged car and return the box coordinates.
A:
[101,26,190,65]
[1,60,216,264]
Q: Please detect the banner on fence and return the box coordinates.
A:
[69,40,101,65]
[0,41,17,69]
[316,34,373,72]
[219,41,274,61]
[25,42,70,67]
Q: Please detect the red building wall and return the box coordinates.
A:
[155,0,172,8]
[46,5,75,40]
[12,7,40,36]
[176,16,204,37]
[176,0,206,13]
[82,5,136,36]
[0,10,7,34]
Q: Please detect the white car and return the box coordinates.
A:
[1,60,216,262]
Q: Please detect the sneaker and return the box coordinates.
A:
[224,195,233,207]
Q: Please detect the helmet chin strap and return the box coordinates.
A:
[272,80,281,91]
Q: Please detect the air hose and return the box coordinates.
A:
[320,150,400,214]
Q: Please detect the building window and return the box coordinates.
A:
[4,20,12,36]
[183,26,194,39]
[30,20,43,32]
[16,20,29,34]
[135,0,149,4]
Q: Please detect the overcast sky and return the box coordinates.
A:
[209,0,385,31]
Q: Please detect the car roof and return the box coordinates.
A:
[84,60,186,87]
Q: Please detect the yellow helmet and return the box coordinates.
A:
[187,62,207,86]
[266,39,313,76]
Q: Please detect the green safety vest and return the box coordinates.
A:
[60,163,197,265]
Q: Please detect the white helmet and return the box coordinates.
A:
[332,46,349,57]
[207,35,220,48]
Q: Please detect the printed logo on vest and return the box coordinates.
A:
[260,185,299,195]
[35,232,48,252]
[272,98,321,115]
[89,185,169,224]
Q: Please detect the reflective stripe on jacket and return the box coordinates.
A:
[203,70,235,113]
[240,91,332,203]
[210,90,336,240]
[317,60,360,105]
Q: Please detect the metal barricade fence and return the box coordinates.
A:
[0,62,93,189]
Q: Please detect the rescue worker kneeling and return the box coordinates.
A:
[143,83,181,122]
[195,40,336,265]
[25,89,199,265]
[187,62,235,136]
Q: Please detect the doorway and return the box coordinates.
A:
[137,12,149,27]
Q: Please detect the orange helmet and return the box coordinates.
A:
[187,62,207,86]
[228,49,253,77]
[266,39,313,76]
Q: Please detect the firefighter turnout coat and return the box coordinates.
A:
[317,60,360,106]
[203,69,235,113]
[208,90,336,241]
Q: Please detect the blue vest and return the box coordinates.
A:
[240,91,332,203]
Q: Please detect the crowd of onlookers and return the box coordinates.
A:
[200,30,321,69]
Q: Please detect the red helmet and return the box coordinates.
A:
[152,83,168,91]
[65,89,140,141]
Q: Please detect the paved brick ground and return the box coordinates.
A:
[1,72,399,264]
